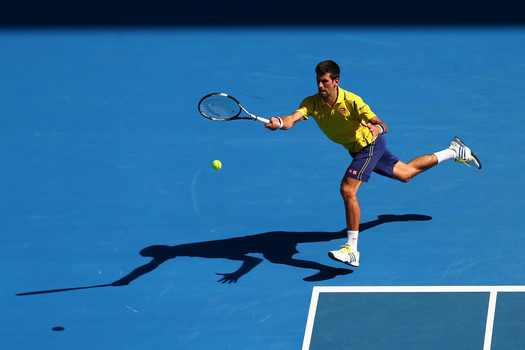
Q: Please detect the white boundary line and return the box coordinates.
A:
[311,285,525,293]
[302,289,321,350]
[302,286,525,350]
[484,291,498,350]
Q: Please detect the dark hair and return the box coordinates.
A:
[315,60,340,80]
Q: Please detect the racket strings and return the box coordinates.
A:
[199,95,240,120]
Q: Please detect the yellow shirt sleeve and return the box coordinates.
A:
[295,97,313,119]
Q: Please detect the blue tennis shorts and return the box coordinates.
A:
[345,134,399,182]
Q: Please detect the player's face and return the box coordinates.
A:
[316,73,339,102]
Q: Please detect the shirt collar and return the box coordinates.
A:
[334,86,344,106]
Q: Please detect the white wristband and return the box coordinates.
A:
[377,124,385,134]
[277,117,284,129]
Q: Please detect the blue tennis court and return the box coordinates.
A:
[2,26,525,349]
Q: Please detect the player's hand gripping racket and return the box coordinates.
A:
[198,93,270,124]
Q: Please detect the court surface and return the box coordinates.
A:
[304,286,525,349]
[2,27,525,349]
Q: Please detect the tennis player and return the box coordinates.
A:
[265,60,481,267]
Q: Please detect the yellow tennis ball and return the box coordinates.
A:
[212,160,222,170]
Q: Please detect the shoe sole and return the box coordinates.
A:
[454,136,482,169]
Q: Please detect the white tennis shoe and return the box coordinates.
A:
[449,136,482,169]
[328,244,360,267]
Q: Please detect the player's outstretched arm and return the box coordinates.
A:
[265,111,305,131]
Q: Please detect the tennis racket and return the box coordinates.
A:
[198,93,270,124]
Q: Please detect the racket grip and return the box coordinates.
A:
[256,116,270,124]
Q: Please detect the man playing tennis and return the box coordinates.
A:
[265,60,481,267]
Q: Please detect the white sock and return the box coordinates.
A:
[347,230,359,251]
[433,148,456,163]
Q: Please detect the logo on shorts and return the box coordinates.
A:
[348,169,358,175]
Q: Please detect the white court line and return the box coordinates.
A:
[302,289,321,350]
[311,285,525,293]
[484,291,498,350]
[302,286,525,350]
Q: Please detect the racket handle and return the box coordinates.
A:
[255,116,270,124]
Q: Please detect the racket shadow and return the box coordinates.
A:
[16,214,431,295]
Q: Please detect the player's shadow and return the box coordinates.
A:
[17,214,431,296]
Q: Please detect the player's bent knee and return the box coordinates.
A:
[340,176,362,201]
[393,173,412,183]
[340,184,357,200]
[392,167,413,183]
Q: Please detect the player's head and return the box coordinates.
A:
[315,60,340,102]
[315,60,340,81]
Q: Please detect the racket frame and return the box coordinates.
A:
[198,93,270,124]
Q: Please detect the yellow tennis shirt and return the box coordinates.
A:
[295,87,376,153]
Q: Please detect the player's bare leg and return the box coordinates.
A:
[392,136,482,183]
[328,176,362,267]
[340,176,362,231]
[392,154,439,183]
